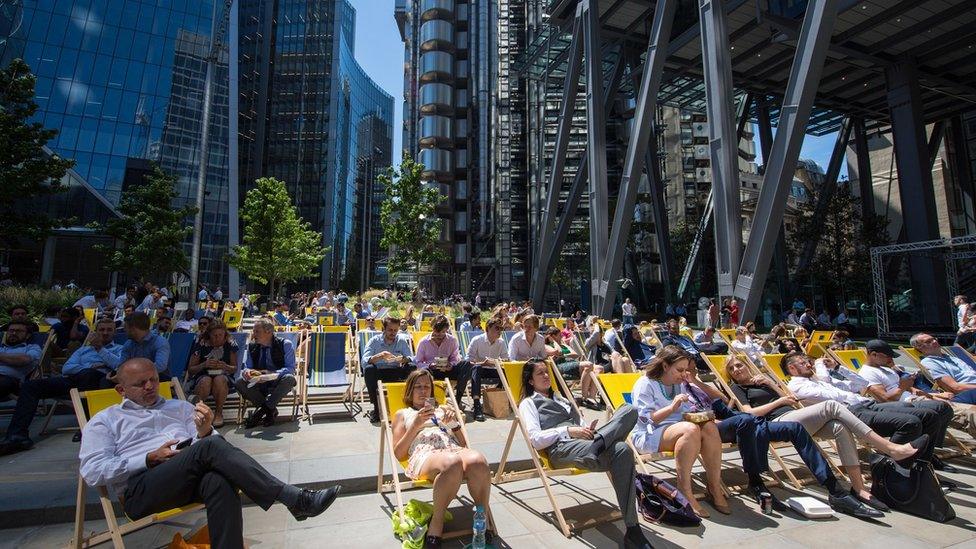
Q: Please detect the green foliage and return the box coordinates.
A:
[0,59,75,248]
[669,219,697,278]
[789,184,890,306]
[378,154,448,280]
[0,286,83,324]
[95,164,196,279]
[229,177,328,299]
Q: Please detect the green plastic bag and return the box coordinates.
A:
[391,499,454,549]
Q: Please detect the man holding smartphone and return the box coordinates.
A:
[80,359,340,549]
[362,316,416,422]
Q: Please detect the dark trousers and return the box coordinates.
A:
[849,399,952,460]
[0,374,20,402]
[718,414,833,485]
[234,374,297,411]
[463,362,501,401]
[952,389,976,405]
[123,436,285,549]
[362,364,416,409]
[428,361,472,394]
[6,369,107,440]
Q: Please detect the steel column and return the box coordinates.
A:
[734,0,840,323]
[927,120,946,169]
[756,96,790,314]
[885,62,948,325]
[529,3,585,308]
[582,0,610,314]
[646,147,675,302]
[699,0,744,299]
[793,117,854,279]
[851,116,875,218]
[227,0,240,300]
[596,0,678,318]
[948,116,976,233]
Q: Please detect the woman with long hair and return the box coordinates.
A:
[544,327,602,407]
[185,320,238,427]
[518,359,650,549]
[631,346,728,517]
[391,369,492,547]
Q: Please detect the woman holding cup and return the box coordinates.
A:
[391,369,492,548]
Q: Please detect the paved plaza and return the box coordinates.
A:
[4,401,976,548]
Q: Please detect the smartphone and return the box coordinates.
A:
[424,397,437,410]
[174,438,193,450]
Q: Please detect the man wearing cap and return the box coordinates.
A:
[858,339,959,471]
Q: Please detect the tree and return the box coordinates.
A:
[379,154,448,284]
[229,177,327,299]
[788,184,890,308]
[95,164,197,280]
[0,59,75,248]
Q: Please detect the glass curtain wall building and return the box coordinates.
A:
[0,0,230,290]
[236,0,392,292]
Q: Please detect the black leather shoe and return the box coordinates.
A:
[932,457,959,473]
[263,406,279,427]
[939,477,958,492]
[244,407,266,429]
[473,401,486,422]
[72,432,82,443]
[851,489,889,512]
[624,525,654,549]
[367,409,380,423]
[828,493,884,519]
[423,534,442,548]
[287,486,341,521]
[0,438,33,456]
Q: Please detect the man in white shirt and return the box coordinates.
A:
[79,359,340,549]
[213,287,223,302]
[197,286,209,302]
[464,318,510,421]
[784,351,941,463]
[508,315,548,361]
[621,298,636,325]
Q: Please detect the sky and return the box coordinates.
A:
[345,1,840,175]
[347,0,405,163]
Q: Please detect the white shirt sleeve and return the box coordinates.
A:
[78,411,147,488]
[518,398,572,450]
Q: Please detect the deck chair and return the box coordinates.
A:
[356,330,381,403]
[82,308,96,328]
[235,331,303,424]
[301,329,357,421]
[805,331,833,358]
[317,315,336,326]
[500,331,516,346]
[457,330,477,360]
[221,309,243,331]
[165,332,197,381]
[357,318,381,331]
[492,360,623,537]
[716,329,737,346]
[410,331,432,354]
[70,381,199,549]
[826,349,868,372]
[376,379,489,540]
[702,354,841,489]
[948,345,976,370]
[898,346,972,456]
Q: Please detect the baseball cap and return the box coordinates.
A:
[865,339,899,358]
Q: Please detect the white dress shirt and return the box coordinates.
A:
[508,331,547,361]
[788,375,871,408]
[79,397,217,497]
[813,358,870,393]
[518,392,579,450]
[466,333,509,363]
[731,337,765,364]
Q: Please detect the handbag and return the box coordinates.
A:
[869,454,955,522]
[634,472,701,527]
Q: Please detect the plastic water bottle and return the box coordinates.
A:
[471,505,486,549]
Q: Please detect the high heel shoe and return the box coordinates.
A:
[704,490,732,515]
[691,501,710,519]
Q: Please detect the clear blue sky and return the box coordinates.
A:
[348,0,404,163]
[346,1,839,175]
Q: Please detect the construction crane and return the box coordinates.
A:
[189,0,234,302]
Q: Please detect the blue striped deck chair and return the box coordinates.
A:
[28,332,50,347]
[166,332,196,381]
[501,330,517,346]
[301,330,356,421]
[949,345,976,371]
[457,330,483,359]
[194,309,208,320]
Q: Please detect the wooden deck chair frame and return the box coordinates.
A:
[70,381,201,549]
[703,354,845,489]
[590,370,721,497]
[805,331,834,358]
[300,327,358,422]
[375,379,490,540]
[235,330,304,425]
[492,359,622,537]
[897,346,972,457]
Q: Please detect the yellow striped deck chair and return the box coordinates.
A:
[70,382,199,549]
[377,380,489,540]
[493,360,622,537]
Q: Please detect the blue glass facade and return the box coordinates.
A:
[0,0,230,288]
[237,0,392,291]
